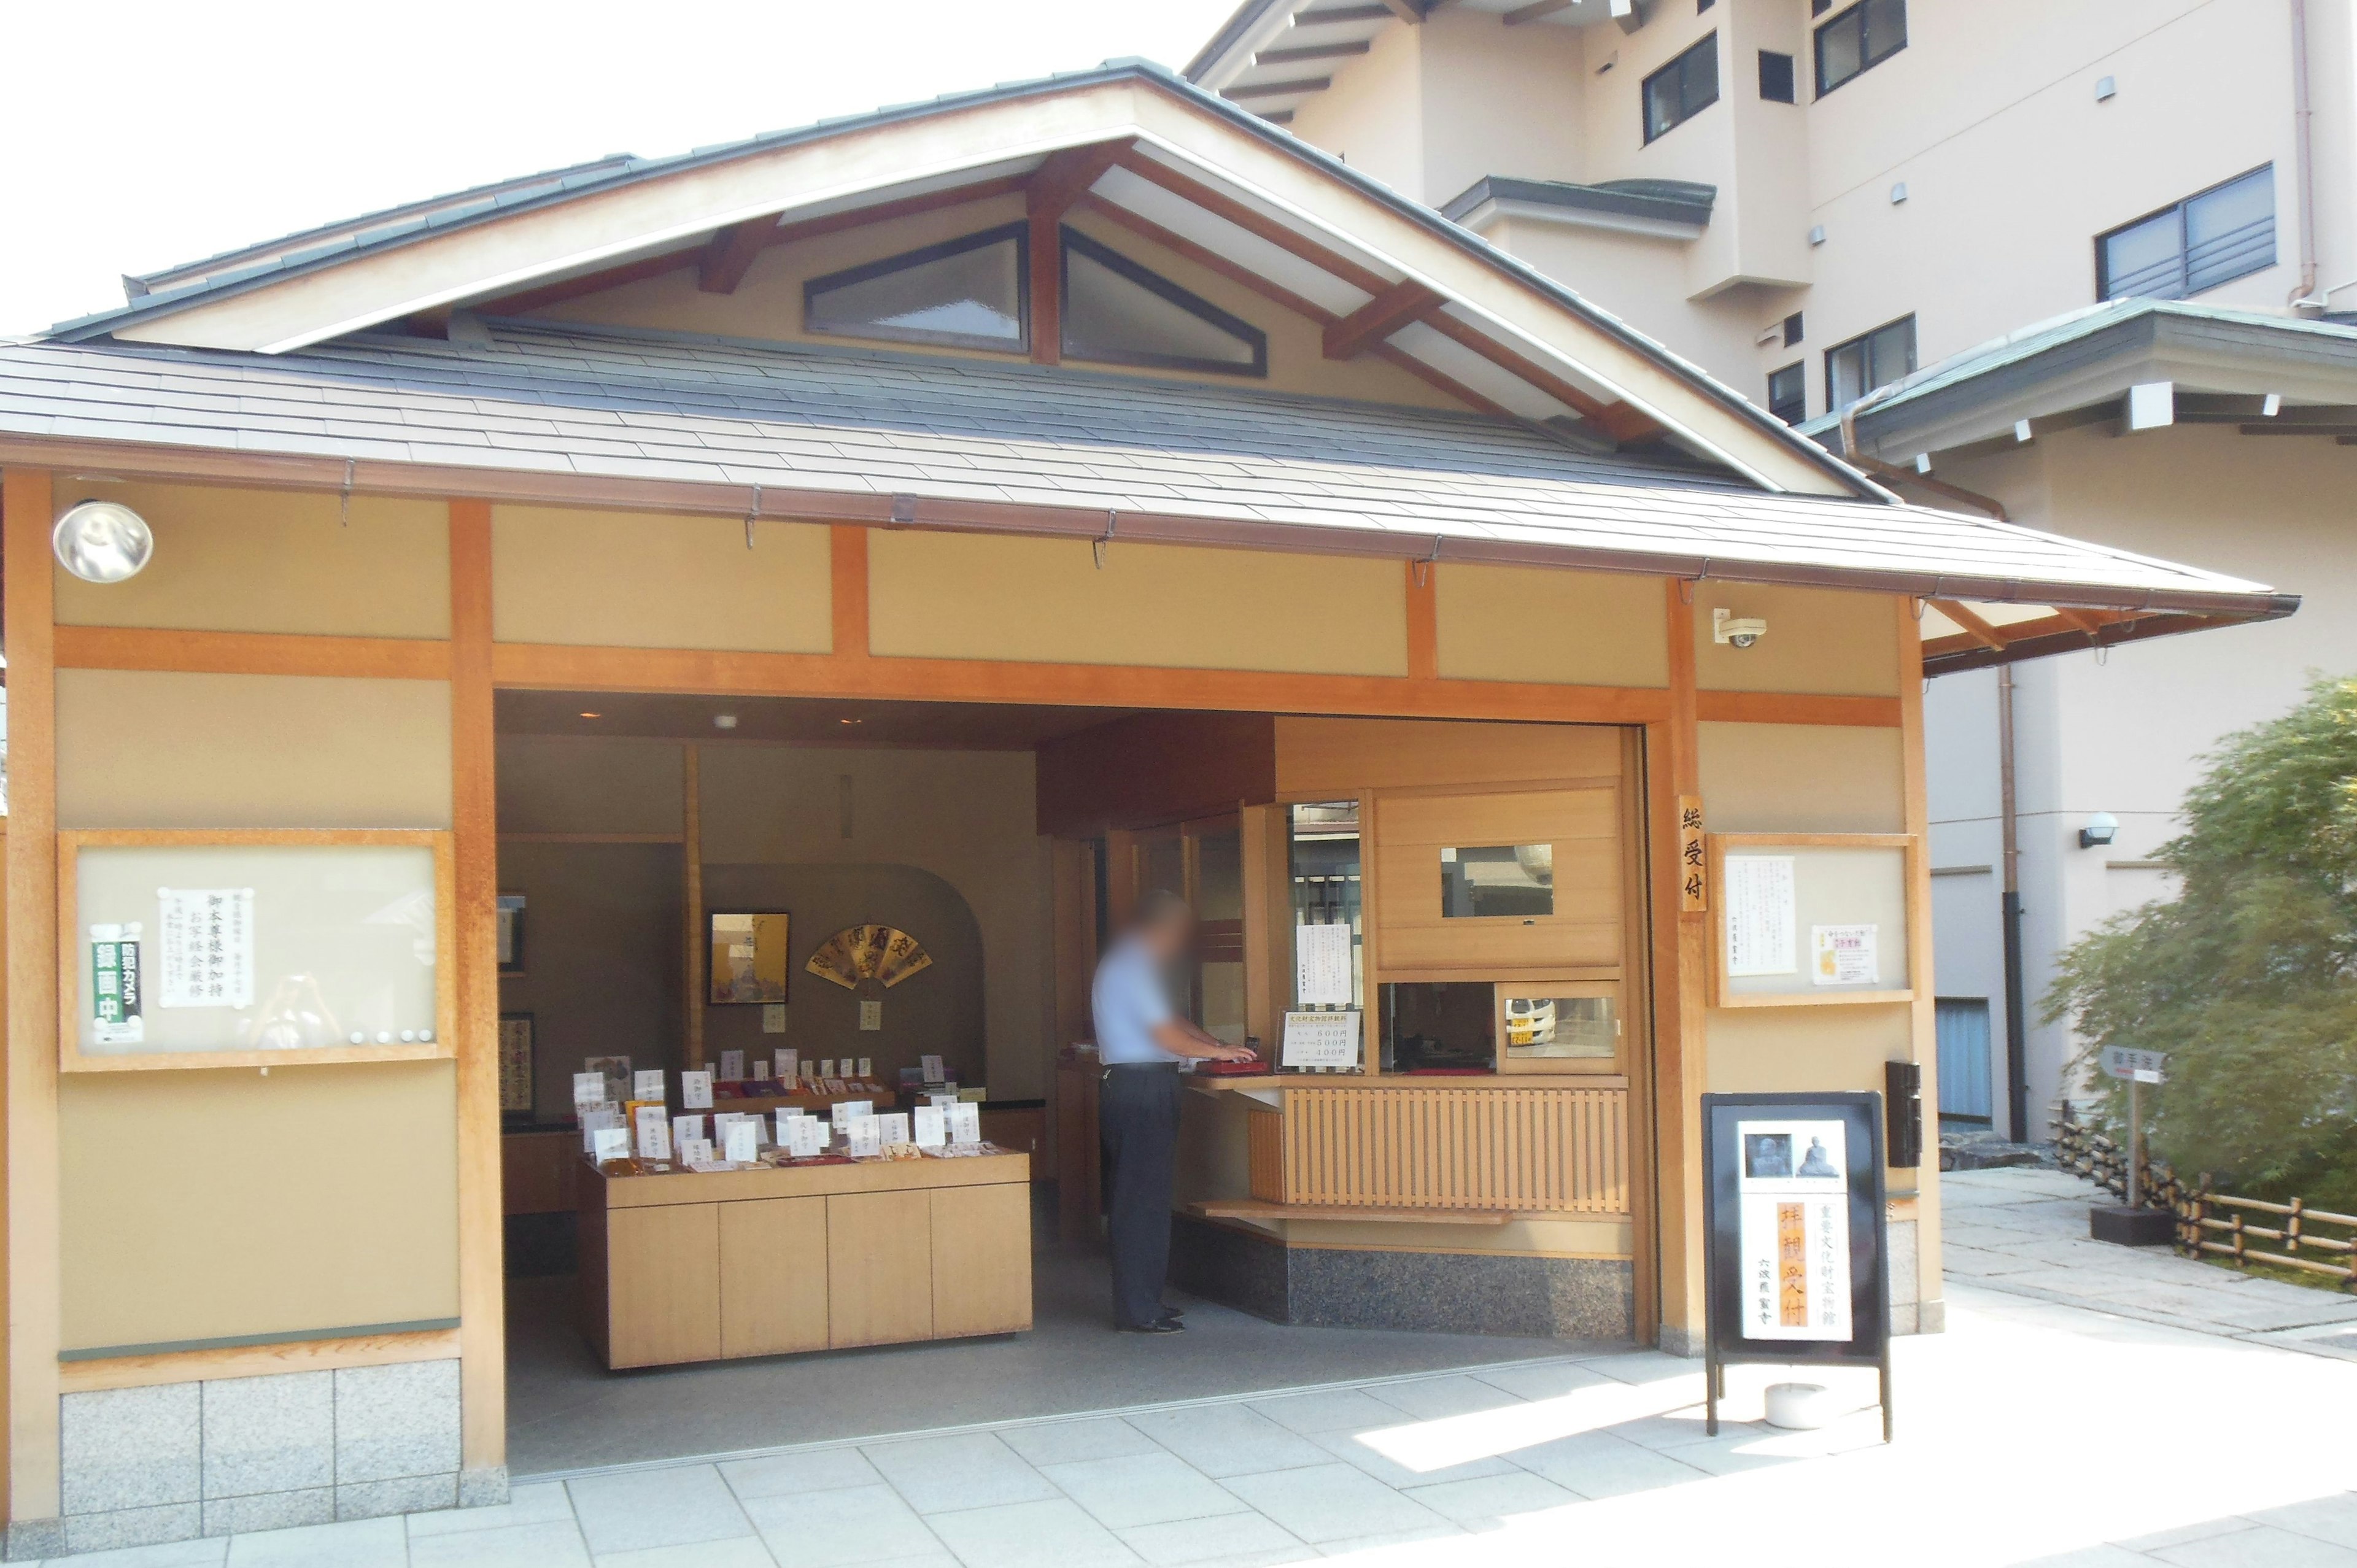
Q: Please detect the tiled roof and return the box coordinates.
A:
[0,320,2286,616]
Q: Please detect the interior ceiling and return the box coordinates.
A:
[494,690,1139,749]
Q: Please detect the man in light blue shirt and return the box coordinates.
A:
[1093,890,1255,1332]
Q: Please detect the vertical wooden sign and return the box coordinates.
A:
[1678,794,1708,913]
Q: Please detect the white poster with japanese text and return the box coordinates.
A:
[1295,922,1354,1008]
[157,888,255,1010]
[1722,857,1795,978]
[1735,1118,1851,1342]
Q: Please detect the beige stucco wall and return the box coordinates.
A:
[52,481,451,639]
[1433,563,1669,687]
[492,506,832,652]
[1692,582,1900,695]
[1698,720,1905,836]
[869,530,1409,675]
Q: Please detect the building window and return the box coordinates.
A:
[2096,165,2276,302]
[1782,311,1805,346]
[1815,0,1905,98]
[1759,50,1796,102]
[1059,230,1267,376]
[805,225,1028,353]
[1767,363,1807,425]
[1825,315,1915,412]
[1643,33,1720,144]
[1935,997,1994,1127]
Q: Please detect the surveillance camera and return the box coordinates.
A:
[1713,608,1768,649]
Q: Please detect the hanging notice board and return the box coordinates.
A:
[1701,1091,1892,1440]
[1708,833,1916,1007]
[60,830,456,1072]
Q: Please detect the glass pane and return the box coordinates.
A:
[1440,844,1554,919]
[1682,37,1720,118]
[1817,13,1862,92]
[1768,363,1806,424]
[1828,341,1868,411]
[1864,0,1907,64]
[1644,69,1679,139]
[807,233,1023,351]
[1381,981,1494,1073]
[2103,210,2186,299]
[1502,991,1617,1062]
[1191,825,1247,1045]
[2186,169,2275,292]
[1290,801,1361,1012]
[1139,834,1185,904]
[1063,242,1260,371]
[1868,318,1915,388]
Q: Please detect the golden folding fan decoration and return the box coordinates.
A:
[805,924,932,991]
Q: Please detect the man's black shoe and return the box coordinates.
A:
[1118,1318,1185,1334]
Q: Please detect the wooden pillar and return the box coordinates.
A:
[4,468,61,1532]
[447,499,506,1485]
[1404,560,1438,681]
[1649,577,1708,1351]
[1028,211,1061,366]
[830,525,870,660]
[683,746,705,1071]
[1897,599,1945,1326]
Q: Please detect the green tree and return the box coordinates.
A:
[2043,674,2357,1208]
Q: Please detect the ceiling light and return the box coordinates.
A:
[579,711,602,719]
[839,717,863,726]
[713,714,738,730]
[52,499,153,584]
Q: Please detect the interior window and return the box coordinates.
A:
[1440,844,1554,919]
[805,225,1027,353]
[1061,230,1266,376]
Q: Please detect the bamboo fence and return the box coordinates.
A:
[2053,1104,2357,1290]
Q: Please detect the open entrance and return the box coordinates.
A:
[494,690,1652,1476]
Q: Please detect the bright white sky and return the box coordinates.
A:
[0,1,1241,337]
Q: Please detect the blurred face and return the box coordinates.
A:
[1139,908,1193,961]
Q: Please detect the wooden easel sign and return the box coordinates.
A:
[1701,1091,1894,1441]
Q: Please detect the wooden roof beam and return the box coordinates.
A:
[1224,77,1335,101]
[1929,600,2010,652]
[1324,280,1446,359]
[1414,310,1660,442]
[699,222,776,295]
[1028,139,1136,225]
[695,176,1031,296]
[1110,150,1395,298]
[1377,0,1430,20]
[481,247,701,314]
[1256,41,1373,64]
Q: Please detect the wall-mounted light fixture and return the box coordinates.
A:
[1712,608,1767,649]
[52,499,153,583]
[713,714,738,731]
[2078,811,2119,849]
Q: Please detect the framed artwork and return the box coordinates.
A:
[497,894,527,975]
[710,911,791,1005]
[498,1013,535,1123]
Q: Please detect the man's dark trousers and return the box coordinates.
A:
[1100,1062,1184,1328]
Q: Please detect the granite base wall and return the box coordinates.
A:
[1172,1215,1635,1342]
[11,1358,500,1559]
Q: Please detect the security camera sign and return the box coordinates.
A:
[2099,1046,2167,1084]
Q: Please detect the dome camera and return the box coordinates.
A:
[1712,608,1768,649]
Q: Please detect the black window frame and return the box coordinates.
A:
[1824,314,1916,413]
[1059,227,1269,378]
[1767,362,1808,425]
[1814,0,1906,99]
[802,222,1031,355]
[1782,311,1805,347]
[1642,32,1721,145]
[1757,50,1797,103]
[2094,164,2277,303]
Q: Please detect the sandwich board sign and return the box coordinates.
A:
[1701,1091,1893,1441]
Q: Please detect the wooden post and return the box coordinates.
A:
[447,498,507,1489]
[683,745,705,1070]
[1897,598,1943,1324]
[1650,579,1707,1350]
[3,467,62,1535]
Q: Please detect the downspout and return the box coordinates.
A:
[1997,664,2031,1143]
[2291,0,2321,308]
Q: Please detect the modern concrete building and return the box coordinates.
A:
[1190,0,2352,1137]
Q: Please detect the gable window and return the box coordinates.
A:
[2097,166,2275,302]
[1815,0,1905,98]
[1825,315,1915,412]
[1643,34,1720,144]
[1061,230,1266,376]
[805,225,1028,353]
[1767,362,1807,425]
[1759,50,1797,103]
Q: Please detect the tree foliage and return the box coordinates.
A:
[2043,675,2357,1207]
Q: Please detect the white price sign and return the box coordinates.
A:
[2099,1046,2167,1084]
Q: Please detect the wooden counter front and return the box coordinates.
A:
[578,1153,1031,1369]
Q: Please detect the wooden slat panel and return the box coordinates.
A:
[1278,1085,1626,1214]
[1248,1110,1285,1203]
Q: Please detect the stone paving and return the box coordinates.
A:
[34,1168,2357,1567]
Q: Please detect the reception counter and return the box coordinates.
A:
[578,1151,1031,1370]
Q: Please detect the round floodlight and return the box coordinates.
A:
[52,500,153,584]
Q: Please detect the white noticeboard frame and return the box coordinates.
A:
[59,830,458,1073]
[1708,833,1918,1008]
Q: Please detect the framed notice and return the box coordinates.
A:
[1280,1010,1362,1071]
[59,830,455,1072]
[1701,1092,1891,1441]
[1708,834,1917,1008]
[498,1013,535,1124]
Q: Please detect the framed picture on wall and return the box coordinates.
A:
[497,894,527,975]
[498,1013,535,1124]
[710,911,791,1005]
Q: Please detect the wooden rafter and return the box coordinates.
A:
[1324,280,1446,359]
[1110,150,1395,297]
[698,222,776,295]
[1028,139,1136,225]
[478,247,700,315]
[1377,0,1429,21]
[1076,193,1336,325]
[1415,309,1658,442]
[1256,41,1372,64]
[693,176,1028,297]
[1504,0,1577,22]
[1929,600,2009,652]
[1371,344,1514,418]
[1025,148,1140,369]
[1223,77,1334,101]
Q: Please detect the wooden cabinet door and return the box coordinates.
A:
[719,1196,829,1359]
[929,1182,1033,1338]
[606,1203,721,1369]
[826,1189,933,1348]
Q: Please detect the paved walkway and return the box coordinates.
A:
[37,1169,2357,1567]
